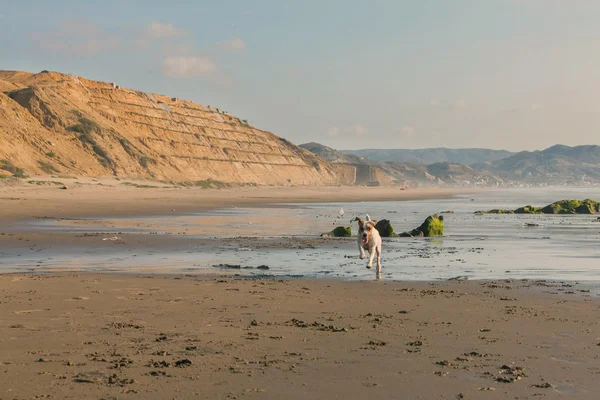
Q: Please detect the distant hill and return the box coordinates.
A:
[341,148,515,165]
[304,142,600,186]
[301,142,506,186]
[299,142,361,164]
[484,144,600,183]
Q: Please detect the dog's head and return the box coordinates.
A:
[361,222,378,245]
[352,216,378,244]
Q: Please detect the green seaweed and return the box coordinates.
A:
[476,199,600,215]
[321,226,352,237]
[331,226,351,237]
[399,215,444,237]
[422,215,444,237]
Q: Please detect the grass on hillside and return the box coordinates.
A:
[27,180,64,186]
[37,160,60,174]
[0,159,28,178]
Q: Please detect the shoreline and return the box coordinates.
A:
[0,179,471,222]
[4,268,600,292]
[1,272,598,399]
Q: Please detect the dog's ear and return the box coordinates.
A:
[351,217,365,228]
[371,220,378,226]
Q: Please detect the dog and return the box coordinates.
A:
[351,215,382,272]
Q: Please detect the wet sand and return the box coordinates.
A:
[1,273,599,399]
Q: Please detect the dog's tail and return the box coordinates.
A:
[366,214,371,221]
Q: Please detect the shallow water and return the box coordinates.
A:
[2,187,600,283]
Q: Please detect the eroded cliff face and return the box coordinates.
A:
[0,70,339,185]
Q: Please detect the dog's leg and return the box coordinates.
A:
[358,242,366,259]
[367,249,375,269]
[376,244,382,272]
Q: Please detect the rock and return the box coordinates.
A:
[321,226,351,237]
[514,205,541,214]
[60,185,68,190]
[475,209,514,215]
[374,219,394,237]
[440,210,454,214]
[448,275,469,281]
[174,359,192,368]
[256,265,269,270]
[476,199,599,215]
[541,199,599,214]
[213,263,241,269]
[399,214,444,237]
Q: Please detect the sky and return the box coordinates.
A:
[1,0,599,151]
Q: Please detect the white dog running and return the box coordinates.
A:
[351,215,382,273]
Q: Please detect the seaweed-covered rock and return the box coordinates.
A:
[540,199,600,214]
[514,205,541,214]
[398,214,444,237]
[374,219,395,237]
[320,226,351,237]
[475,209,514,215]
[476,199,599,215]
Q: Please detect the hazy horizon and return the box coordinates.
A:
[322,143,590,153]
[2,0,599,152]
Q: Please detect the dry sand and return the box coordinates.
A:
[1,182,600,399]
[1,274,599,399]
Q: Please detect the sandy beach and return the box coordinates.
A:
[1,273,599,399]
[1,182,600,399]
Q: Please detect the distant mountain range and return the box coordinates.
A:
[483,144,600,183]
[301,142,600,186]
[341,148,515,165]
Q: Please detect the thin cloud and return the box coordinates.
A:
[135,22,187,49]
[30,19,122,55]
[327,127,340,137]
[216,38,246,51]
[399,126,417,137]
[145,22,185,39]
[162,56,217,78]
[347,124,367,136]
[455,99,468,108]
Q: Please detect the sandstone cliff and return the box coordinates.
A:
[0,70,338,185]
